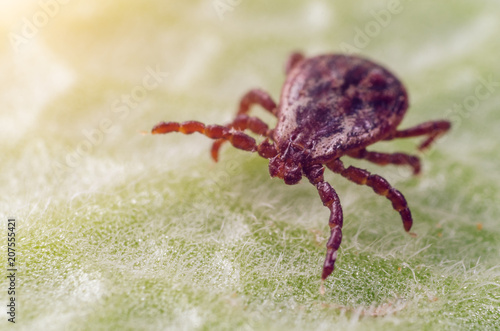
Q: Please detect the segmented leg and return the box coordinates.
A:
[152,121,277,159]
[304,164,343,292]
[237,88,278,116]
[211,89,277,161]
[385,120,451,150]
[211,114,272,161]
[347,149,421,175]
[285,52,305,74]
[326,159,413,233]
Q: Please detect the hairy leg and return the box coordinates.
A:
[347,149,421,175]
[212,89,277,160]
[304,164,343,293]
[152,120,277,159]
[326,159,413,233]
[385,120,451,150]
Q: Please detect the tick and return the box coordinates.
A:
[151,52,451,291]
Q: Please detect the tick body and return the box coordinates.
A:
[151,52,450,290]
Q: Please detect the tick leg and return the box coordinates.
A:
[212,89,277,161]
[152,120,277,159]
[237,88,278,116]
[285,52,305,74]
[211,114,273,161]
[347,149,421,175]
[385,120,451,151]
[326,159,413,233]
[304,165,343,288]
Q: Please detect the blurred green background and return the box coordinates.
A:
[1,1,500,330]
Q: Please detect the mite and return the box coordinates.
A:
[151,52,450,292]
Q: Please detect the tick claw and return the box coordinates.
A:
[320,280,326,296]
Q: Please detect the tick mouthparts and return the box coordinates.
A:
[269,154,303,185]
[269,155,285,179]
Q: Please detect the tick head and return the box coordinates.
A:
[268,138,307,185]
